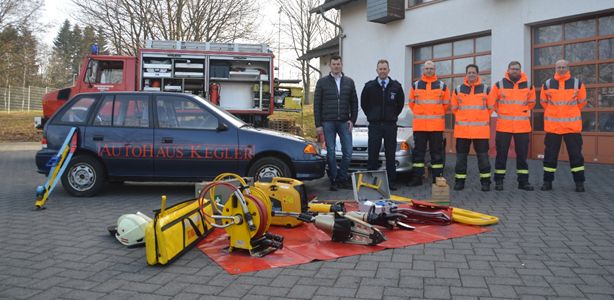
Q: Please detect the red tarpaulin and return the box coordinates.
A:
[197,211,490,274]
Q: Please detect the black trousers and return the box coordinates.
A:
[368,122,398,182]
[543,133,585,183]
[412,131,444,179]
[494,132,530,183]
[455,138,491,183]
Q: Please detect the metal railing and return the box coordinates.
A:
[0,86,50,112]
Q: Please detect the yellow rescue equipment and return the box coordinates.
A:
[198,180,282,257]
[145,195,213,265]
[389,194,499,226]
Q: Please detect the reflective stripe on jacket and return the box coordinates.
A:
[489,72,536,133]
[409,74,450,132]
[451,76,493,139]
[539,71,587,134]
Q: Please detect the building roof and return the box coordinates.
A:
[298,37,339,61]
[310,0,356,14]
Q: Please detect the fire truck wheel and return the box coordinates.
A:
[61,155,106,197]
[248,157,291,181]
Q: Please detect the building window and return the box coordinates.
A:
[532,14,614,132]
[412,34,492,129]
[407,0,445,9]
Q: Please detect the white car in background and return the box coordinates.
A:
[321,103,415,173]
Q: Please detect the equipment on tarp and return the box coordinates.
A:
[209,82,220,105]
[273,210,386,245]
[254,176,345,227]
[346,206,415,230]
[389,194,499,226]
[145,195,213,265]
[352,170,398,214]
[352,170,453,226]
[198,180,283,257]
[308,202,345,214]
[108,212,152,247]
[392,201,452,225]
[35,127,78,209]
[255,177,308,227]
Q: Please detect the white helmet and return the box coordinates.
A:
[115,212,152,246]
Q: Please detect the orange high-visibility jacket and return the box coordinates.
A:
[540,71,587,134]
[489,72,536,133]
[409,74,450,132]
[451,76,494,139]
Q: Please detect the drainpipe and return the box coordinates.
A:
[319,7,345,57]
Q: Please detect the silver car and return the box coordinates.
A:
[321,103,414,173]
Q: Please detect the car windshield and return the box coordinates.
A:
[189,94,246,128]
[355,101,413,128]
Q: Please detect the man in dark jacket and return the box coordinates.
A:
[360,59,405,190]
[314,55,359,191]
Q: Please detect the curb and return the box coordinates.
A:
[0,142,41,151]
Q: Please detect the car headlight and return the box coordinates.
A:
[304,143,319,155]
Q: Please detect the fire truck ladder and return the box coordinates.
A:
[145,40,270,54]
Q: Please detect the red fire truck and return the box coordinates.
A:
[36,40,275,128]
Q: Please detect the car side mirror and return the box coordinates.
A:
[217,122,228,131]
[86,58,94,88]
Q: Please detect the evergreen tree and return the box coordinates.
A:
[16,27,41,86]
[96,28,108,54]
[47,19,74,87]
[81,25,98,57]
[0,26,42,87]
[70,24,83,75]
[53,20,72,64]
[0,26,20,86]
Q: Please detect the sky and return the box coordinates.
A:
[40,0,304,79]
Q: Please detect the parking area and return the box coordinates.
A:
[1,143,614,299]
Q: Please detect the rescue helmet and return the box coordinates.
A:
[115,212,152,246]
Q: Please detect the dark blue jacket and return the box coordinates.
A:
[360,77,405,123]
[314,73,359,127]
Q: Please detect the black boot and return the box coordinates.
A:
[481,181,491,192]
[329,182,338,191]
[495,180,504,191]
[541,181,552,191]
[575,182,585,192]
[337,179,353,190]
[518,181,534,191]
[454,180,465,191]
[407,176,422,187]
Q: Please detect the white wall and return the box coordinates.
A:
[319,54,333,77]
[339,0,614,95]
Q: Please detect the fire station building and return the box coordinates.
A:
[312,0,614,163]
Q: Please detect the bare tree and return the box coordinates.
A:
[72,0,261,56]
[275,0,339,106]
[0,0,43,30]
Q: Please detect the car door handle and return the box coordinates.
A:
[93,135,104,141]
[162,137,173,144]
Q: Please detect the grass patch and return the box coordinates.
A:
[0,111,42,142]
[0,106,317,143]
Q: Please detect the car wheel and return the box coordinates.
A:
[248,157,292,181]
[61,155,105,197]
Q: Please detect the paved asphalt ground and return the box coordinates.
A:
[1,142,614,299]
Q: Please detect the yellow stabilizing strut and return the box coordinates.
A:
[389,194,499,226]
[35,127,78,209]
[355,173,386,195]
